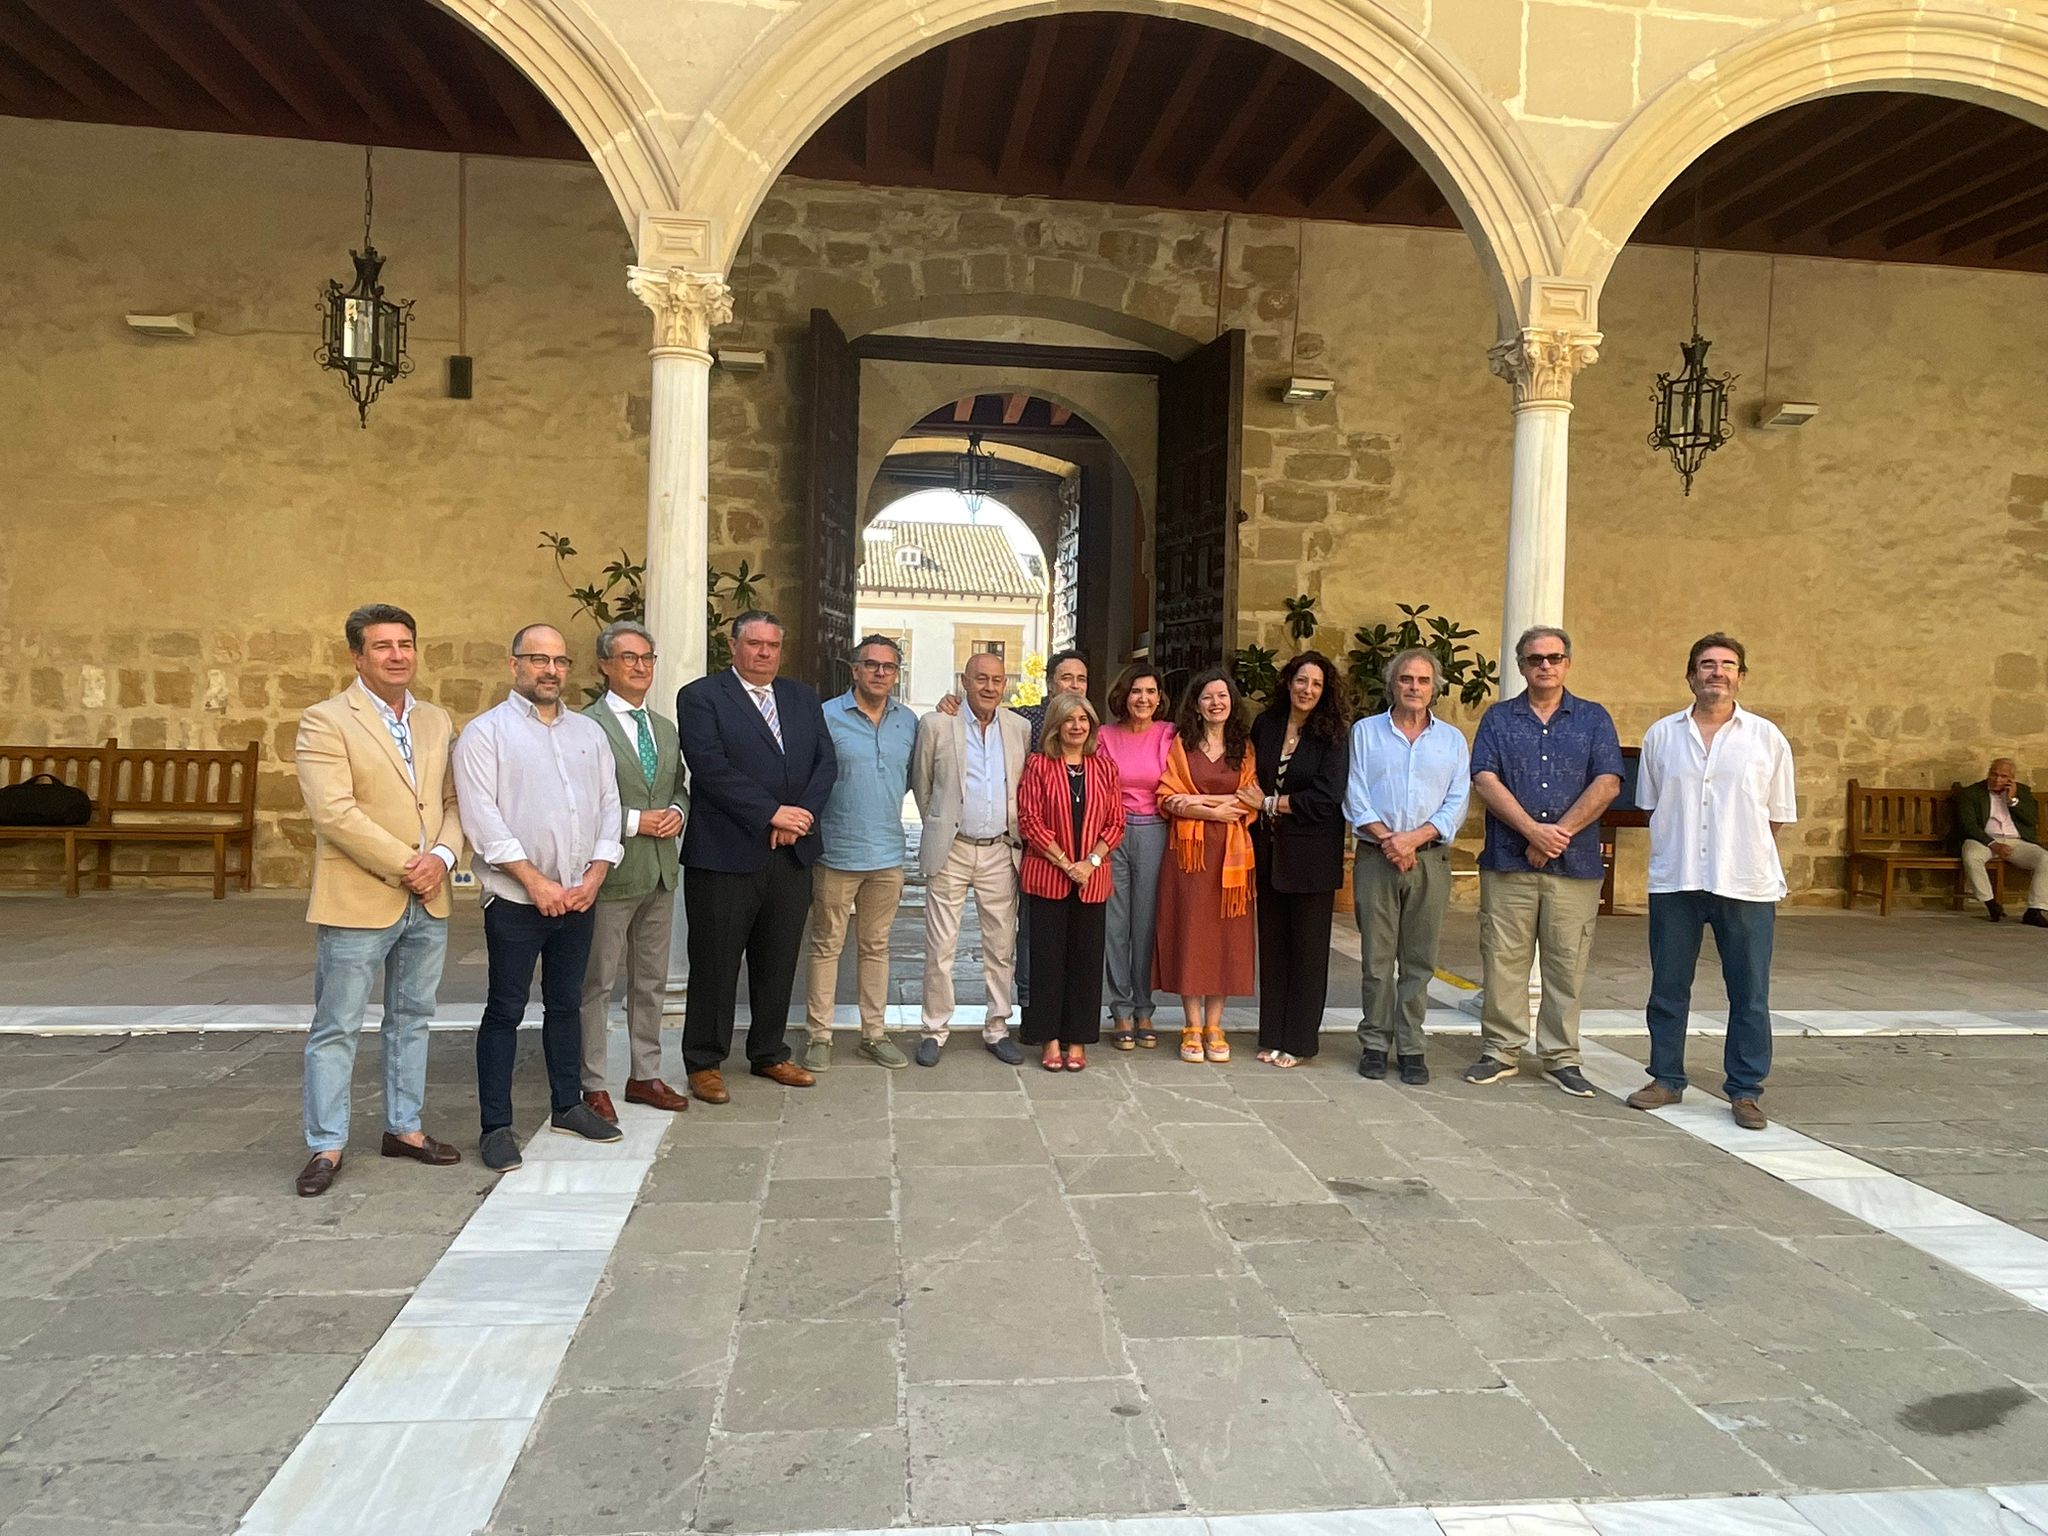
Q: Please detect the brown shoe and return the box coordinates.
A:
[624,1077,688,1112]
[582,1090,619,1125]
[380,1132,461,1166]
[1730,1097,1768,1131]
[687,1069,730,1105]
[751,1059,817,1088]
[1625,1081,1683,1111]
[295,1152,340,1197]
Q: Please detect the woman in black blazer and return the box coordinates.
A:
[1247,651,1352,1065]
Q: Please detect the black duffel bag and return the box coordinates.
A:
[0,775,92,827]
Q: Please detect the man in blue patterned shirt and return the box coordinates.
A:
[1462,626,1623,1098]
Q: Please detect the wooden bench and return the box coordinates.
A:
[1842,778,2032,915]
[1598,746,1647,915]
[0,738,258,898]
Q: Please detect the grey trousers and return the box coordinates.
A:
[1105,817,1168,1022]
[576,882,677,1089]
[1354,842,1450,1058]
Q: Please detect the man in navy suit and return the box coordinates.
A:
[677,610,838,1103]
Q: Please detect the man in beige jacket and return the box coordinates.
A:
[292,603,467,1196]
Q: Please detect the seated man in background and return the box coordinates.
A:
[1957,757,2048,926]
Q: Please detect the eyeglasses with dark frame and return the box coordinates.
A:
[609,651,657,670]
[514,653,573,670]
[853,659,901,673]
[1519,652,1569,668]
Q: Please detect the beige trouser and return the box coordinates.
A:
[921,837,1017,1043]
[576,883,676,1090]
[804,864,905,1042]
[1962,838,2048,908]
[1477,869,1602,1068]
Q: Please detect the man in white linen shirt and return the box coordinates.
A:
[455,624,626,1172]
[1624,633,1797,1132]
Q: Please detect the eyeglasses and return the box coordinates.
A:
[610,652,657,669]
[854,660,901,673]
[1520,652,1568,668]
[514,653,573,670]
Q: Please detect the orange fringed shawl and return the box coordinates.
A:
[1159,737,1256,918]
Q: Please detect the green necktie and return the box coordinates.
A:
[631,709,658,785]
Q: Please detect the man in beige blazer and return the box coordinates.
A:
[292,604,467,1197]
[910,650,1031,1066]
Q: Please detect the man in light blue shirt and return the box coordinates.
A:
[803,636,919,1072]
[1344,647,1472,1085]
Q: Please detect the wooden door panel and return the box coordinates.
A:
[805,308,859,695]
[1152,329,1244,689]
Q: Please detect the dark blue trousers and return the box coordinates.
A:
[1645,890,1775,1100]
[478,897,594,1132]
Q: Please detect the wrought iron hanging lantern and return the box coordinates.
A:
[1648,190,1735,495]
[954,430,995,514]
[318,147,413,428]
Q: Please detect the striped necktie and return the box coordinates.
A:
[752,685,783,749]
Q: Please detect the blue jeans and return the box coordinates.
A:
[1646,890,1775,1100]
[304,899,447,1152]
[478,897,595,1133]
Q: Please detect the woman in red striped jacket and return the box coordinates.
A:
[1017,691,1127,1071]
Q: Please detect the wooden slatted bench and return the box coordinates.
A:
[1842,778,2031,915]
[0,738,258,898]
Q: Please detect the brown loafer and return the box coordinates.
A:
[624,1077,688,1112]
[751,1059,816,1088]
[687,1069,730,1105]
[295,1152,340,1197]
[583,1090,619,1125]
[1730,1097,1768,1131]
[1625,1081,1683,1111]
[380,1132,461,1166]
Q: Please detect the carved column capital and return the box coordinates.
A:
[626,265,734,357]
[1488,328,1603,407]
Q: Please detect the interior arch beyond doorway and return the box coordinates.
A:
[1566,0,2048,295]
[679,0,1560,333]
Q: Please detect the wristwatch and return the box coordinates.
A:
[1087,853,1102,868]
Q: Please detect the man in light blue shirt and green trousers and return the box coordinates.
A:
[803,635,919,1070]
[1344,647,1472,1087]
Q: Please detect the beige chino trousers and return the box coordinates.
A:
[921,837,1017,1044]
[805,864,905,1042]
[1477,869,1602,1068]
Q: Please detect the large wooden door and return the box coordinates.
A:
[1152,329,1244,690]
[804,308,859,695]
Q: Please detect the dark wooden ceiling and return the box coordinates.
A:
[912,394,1103,437]
[7,4,2048,273]
[0,0,582,159]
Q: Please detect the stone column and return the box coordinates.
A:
[627,222,733,1010]
[1488,324,1601,699]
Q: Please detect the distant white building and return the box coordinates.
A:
[855,514,1048,714]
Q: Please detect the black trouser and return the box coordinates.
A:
[682,854,813,1074]
[477,896,594,1133]
[1256,874,1335,1058]
[1019,890,1106,1047]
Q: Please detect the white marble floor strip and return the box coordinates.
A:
[236,1085,677,1536]
[1578,1039,2048,1315]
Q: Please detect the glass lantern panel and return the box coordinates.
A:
[341,298,376,363]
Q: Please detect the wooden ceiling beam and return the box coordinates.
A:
[951,396,977,423]
[1764,112,2014,242]
[0,8,114,113]
[1991,214,2048,260]
[190,0,337,132]
[1186,51,1291,197]
[864,73,891,170]
[1877,150,2048,249]
[108,0,268,127]
[452,23,548,151]
[1707,104,1963,241]
[1823,127,2036,244]
[276,0,403,138]
[996,18,1058,183]
[1644,100,1908,242]
[20,0,194,124]
[1340,133,1414,214]
[933,36,972,175]
[1048,404,1072,426]
[1935,185,2048,256]
[381,15,474,143]
[1244,84,1348,206]
[1124,29,1224,193]
[1001,392,1029,425]
[1063,16,1143,186]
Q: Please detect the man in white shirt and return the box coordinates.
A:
[1625,633,1797,1132]
[912,651,1032,1067]
[455,624,626,1171]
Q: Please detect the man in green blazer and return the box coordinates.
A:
[576,620,692,1115]
[1955,757,2047,925]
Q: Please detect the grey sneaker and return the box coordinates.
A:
[915,1037,941,1068]
[1462,1056,1515,1085]
[801,1038,833,1073]
[859,1037,910,1069]
[480,1126,523,1172]
[550,1103,624,1142]
[1545,1065,1597,1098]
[986,1036,1024,1066]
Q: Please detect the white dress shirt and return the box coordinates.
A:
[1988,792,2019,840]
[601,690,685,839]
[960,713,1008,838]
[454,691,625,904]
[1637,703,1798,902]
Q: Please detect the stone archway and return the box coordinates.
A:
[429,0,677,233]
[1565,0,2048,295]
[678,0,1561,334]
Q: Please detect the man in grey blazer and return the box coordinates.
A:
[911,651,1031,1067]
[577,621,690,1119]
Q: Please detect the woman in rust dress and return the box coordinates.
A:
[1153,668,1257,1063]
